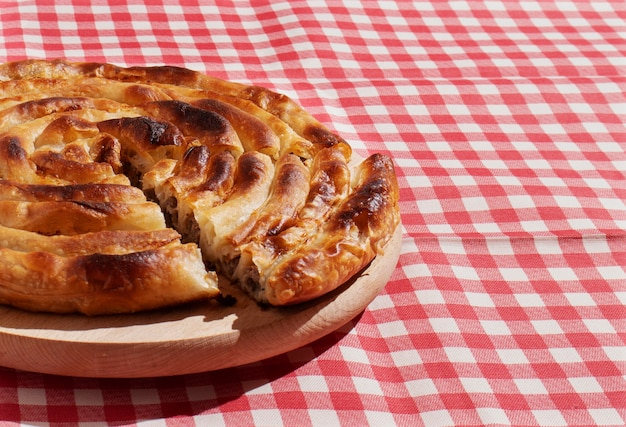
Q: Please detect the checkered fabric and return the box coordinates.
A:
[1,0,625,426]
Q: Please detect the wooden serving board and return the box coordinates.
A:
[0,225,402,378]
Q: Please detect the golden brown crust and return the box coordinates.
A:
[0,225,181,256]
[0,59,400,313]
[0,243,217,315]
[263,154,400,305]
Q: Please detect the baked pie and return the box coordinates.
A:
[0,59,400,315]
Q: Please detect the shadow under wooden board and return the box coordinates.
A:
[0,224,402,378]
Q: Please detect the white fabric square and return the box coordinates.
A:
[568,102,594,113]
[597,266,626,280]
[474,222,503,233]
[514,378,549,394]
[439,239,469,255]
[524,158,553,169]
[378,320,409,338]
[470,32,491,41]
[599,197,626,211]
[602,346,626,361]
[540,176,567,187]
[512,141,540,152]
[74,389,104,406]
[416,289,446,305]
[486,238,515,255]
[420,410,455,427]
[136,420,167,427]
[554,195,581,208]
[568,377,604,393]
[427,223,455,234]
[451,265,480,281]
[18,388,47,405]
[582,178,611,189]
[582,237,611,254]
[515,293,545,307]
[569,56,592,67]
[533,238,563,254]
[564,292,596,306]
[477,407,510,425]
[568,159,595,171]
[465,292,495,307]
[192,413,225,427]
[402,262,430,279]
[526,103,552,114]
[531,320,564,335]
[595,144,626,153]
[439,159,465,169]
[509,195,536,209]
[445,347,476,363]
[549,348,583,363]
[140,47,163,57]
[476,83,500,94]
[406,174,433,187]
[417,198,444,214]
[446,104,472,115]
[365,411,397,427]
[482,159,510,170]
[583,319,616,334]
[462,196,490,212]
[406,378,439,397]
[89,5,111,14]
[309,410,341,426]
[353,377,384,396]
[451,175,477,187]
[588,408,625,426]
[493,58,516,67]
[450,0,471,10]
[582,121,610,134]
[592,2,616,12]
[500,268,530,282]
[460,377,493,393]
[429,317,460,333]
[497,349,530,364]
[457,122,483,133]
[554,81,581,92]
[339,346,370,364]
[571,220,601,233]
[532,410,568,426]
[595,82,623,94]
[391,349,422,367]
[251,409,282,427]
[469,140,496,152]
[495,174,522,186]
[370,294,394,310]
[481,320,512,335]
[127,3,148,14]
[548,267,578,281]
[516,81,542,92]
[615,292,626,305]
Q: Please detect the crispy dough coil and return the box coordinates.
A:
[0,59,400,313]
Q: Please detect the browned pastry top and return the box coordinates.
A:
[0,59,400,314]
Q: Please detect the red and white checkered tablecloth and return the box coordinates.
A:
[1,0,625,425]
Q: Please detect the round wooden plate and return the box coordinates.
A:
[0,225,402,378]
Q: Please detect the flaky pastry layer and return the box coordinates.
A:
[0,59,400,314]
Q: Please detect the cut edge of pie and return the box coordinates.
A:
[0,59,401,315]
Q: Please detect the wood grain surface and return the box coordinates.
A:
[0,224,402,378]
